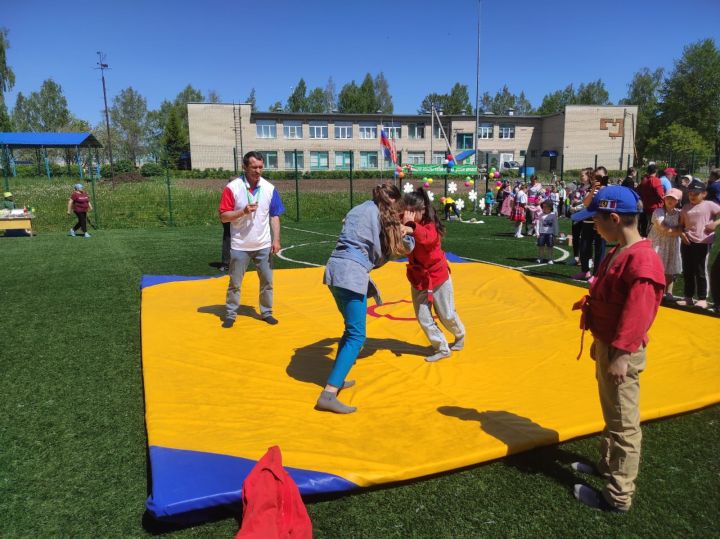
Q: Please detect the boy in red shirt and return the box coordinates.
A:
[571,186,665,512]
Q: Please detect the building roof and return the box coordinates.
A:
[0,132,103,148]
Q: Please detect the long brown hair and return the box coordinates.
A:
[372,182,405,258]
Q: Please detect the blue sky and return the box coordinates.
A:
[4,0,720,126]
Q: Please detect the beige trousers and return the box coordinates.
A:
[593,339,646,511]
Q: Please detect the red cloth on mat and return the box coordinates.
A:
[236,446,312,539]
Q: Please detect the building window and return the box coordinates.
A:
[258,151,277,169]
[256,120,276,139]
[433,124,448,139]
[432,152,445,165]
[310,151,329,169]
[334,122,352,139]
[456,133,474,150]
[408,123,425,139]
[478,122,493,139]
[519,150,527,157]
[284,150,304,170]
[359,122,377,139]
[309,121,328,139]
[407,152,425,164]
[499,124,515,139]
[283,121,303,139]
[360,151,378,168]
[382,122,401,139]
[335,151,352,170]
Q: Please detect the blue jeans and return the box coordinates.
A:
[225,247,273,320]
[327,286,367,388]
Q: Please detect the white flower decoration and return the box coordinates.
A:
[448,181,458,194]
[455,198,465,211]
[468,190,477,202]
[403,182,414,193]
[427,190,434,201]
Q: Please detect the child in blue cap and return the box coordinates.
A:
[570,186,665,512]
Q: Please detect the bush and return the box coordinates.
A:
[141,162,163,177]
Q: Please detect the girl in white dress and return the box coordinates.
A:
[648,188,683,299]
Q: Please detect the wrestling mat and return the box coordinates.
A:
[141,261,720,519]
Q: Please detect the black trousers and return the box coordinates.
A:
[638,212,651,238]
[222,222,231,267]
[73,211,87,233]
[580,221,606,274]
[571,220,583,259]
[681,242,710,299]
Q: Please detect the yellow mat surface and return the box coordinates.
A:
[142,262,719,499]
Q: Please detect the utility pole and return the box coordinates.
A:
[96,52,114,179]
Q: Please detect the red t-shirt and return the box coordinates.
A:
[583,240,665,353]
[636,175,664,214]
[406,221,449,291]
[71,191,90,212]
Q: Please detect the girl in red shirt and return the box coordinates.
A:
[402,188,465,362]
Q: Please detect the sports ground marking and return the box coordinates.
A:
[280,225,570,272]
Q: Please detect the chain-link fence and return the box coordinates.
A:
[4,149,716,233]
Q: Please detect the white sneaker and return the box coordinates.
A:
[536,258,542,263]
[68,229,76,237]
[84,232,91,238]
[548,260,554,265]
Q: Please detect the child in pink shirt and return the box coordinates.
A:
[677,179,720,309]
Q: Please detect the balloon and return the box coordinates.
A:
[396,166,402,173]
[495,180,502,186]
[440,197,447,204]
[399,171,405,179]
[464,181,471,187]
[394,170,399,177]
[424,182,431,188]
[494,171,501,178]
[490,167,496,173]
[423,177,428,182]
[466,176,471,181]
[427,178,433,184]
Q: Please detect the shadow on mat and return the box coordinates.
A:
[287,337,430,387]
[437,407,581,487]
[197,304,261,321]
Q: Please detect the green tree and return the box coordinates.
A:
[419,92,449,114]
[207,90,221,103]
[0,28,14,132]
[374,72,393,114]
[324,77,337,112]
[245,88,256,111]
[445,83,472,114]
[536,84,575,115]
[337,81,361,113]
[660,39,720,160]
[162,107,185,168]
[646,122,712,167]
[575,79,610,105]
[306,87,326,113]
[268,101,283,112]
[358,73,378,113]
[286,79,308,112]
[110,86,148,165]
[620,67,664,159]
[16,79,71,131]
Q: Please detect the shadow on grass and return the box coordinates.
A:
[142,505,241,535]
[287,336,430,387]
[437,407,582,488]
[197,304,262,321]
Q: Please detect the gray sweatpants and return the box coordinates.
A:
[226,247,273,320]
[411,278,465,354]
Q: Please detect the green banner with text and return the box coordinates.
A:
[409,164,478,176]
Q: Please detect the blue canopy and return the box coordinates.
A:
[454,150,476,162]
[541,150,558,158]
[0,132,102,149]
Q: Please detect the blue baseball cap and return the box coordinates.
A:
[74,183,84,190]
[571,186,642,222]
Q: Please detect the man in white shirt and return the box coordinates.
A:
[219,151,285,327]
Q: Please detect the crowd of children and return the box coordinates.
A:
[490,165,720,312]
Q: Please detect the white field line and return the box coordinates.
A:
[280,224,570,272]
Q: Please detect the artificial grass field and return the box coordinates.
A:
[1,215,718,538]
